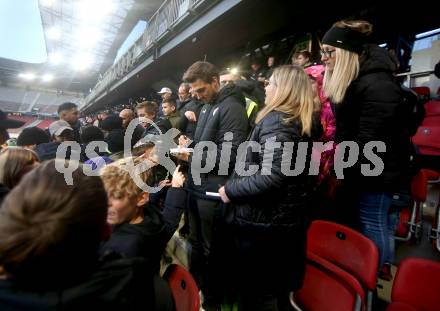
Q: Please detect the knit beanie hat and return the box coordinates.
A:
[322,27,367,54]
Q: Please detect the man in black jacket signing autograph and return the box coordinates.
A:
[177,61,249,308]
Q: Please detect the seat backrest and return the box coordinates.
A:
[391,257,440,311]
[294,252,364,311]
[163,264,200,311]
[423,169,440,181]
[419,100,440,129]
[395,207,411,237]
[411,86,431,99]
[412,125,440,156]
[307,220,379,291]
[410,170,428,202]
[424,100,440,117]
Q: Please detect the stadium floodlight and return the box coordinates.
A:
[42,74,54,82]
[75,29,101,50]
[49,52,62,65]
[77,0,115,23]
[18,73,36,81]
[72,53,94,71]
[40,0,55,7]
[230,67,239,75]
[47,27,61,40]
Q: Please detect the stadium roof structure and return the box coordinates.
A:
[0,0,163,94]
[40,0,136,73]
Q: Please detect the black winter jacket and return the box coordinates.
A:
[223,111,316,293]
[142,117,172,137]
[234,79,265,107]
[177,98,202,138]
[0,256,174,311]
[71,121,82,144]
[36,142,79,161]
[99,206,167,273]
[188,84,249,197]
[100,188,188,272]
[335,44,412,192]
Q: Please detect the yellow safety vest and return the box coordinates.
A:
[245,97,258,118]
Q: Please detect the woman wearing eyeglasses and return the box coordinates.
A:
[217,65,319,310]
[320,20,412,279]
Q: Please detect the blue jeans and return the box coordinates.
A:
[358,192,393,268]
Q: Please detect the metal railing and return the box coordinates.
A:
[84,0,211,109]
[396,70,435,87]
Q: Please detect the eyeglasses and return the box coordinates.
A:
[320,49,336,58]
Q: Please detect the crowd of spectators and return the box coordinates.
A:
[0,18,430,310]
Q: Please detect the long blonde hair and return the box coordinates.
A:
[323,20,372,103]
[323,48,360,103]
[256,65,316,136]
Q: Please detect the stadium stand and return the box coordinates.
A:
[35,119,55,130]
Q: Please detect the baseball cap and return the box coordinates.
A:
[0,110,25,129]
[157,87,172,94]
[48,120,73,137]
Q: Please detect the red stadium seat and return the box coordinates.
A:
[395,207,411,238]
[412,126,440,156]
[431,204,440,254]
[424,169,440,181]
[419,100,440,128]
[424,100,440,116]
[397,169,440,247]
[6,115,38,133]
[306,220,378,311]
[292,252,364,311]
[423,169,440,254]
[386,257,440,311]
[411,169,428,202]
[412,100,440,156]
[387,302,418,311]
[411,86,431,99]
[163,264,200,311]
[395,170,427,242]
[36,119,55,130]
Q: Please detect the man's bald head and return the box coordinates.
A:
[178,83,191,102]
[119,109,134,128]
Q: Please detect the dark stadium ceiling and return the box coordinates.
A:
[0,0,163,94]
[84,0,440,111]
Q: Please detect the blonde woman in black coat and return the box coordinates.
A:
[218,65,318,311]
[321,20,412,279]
